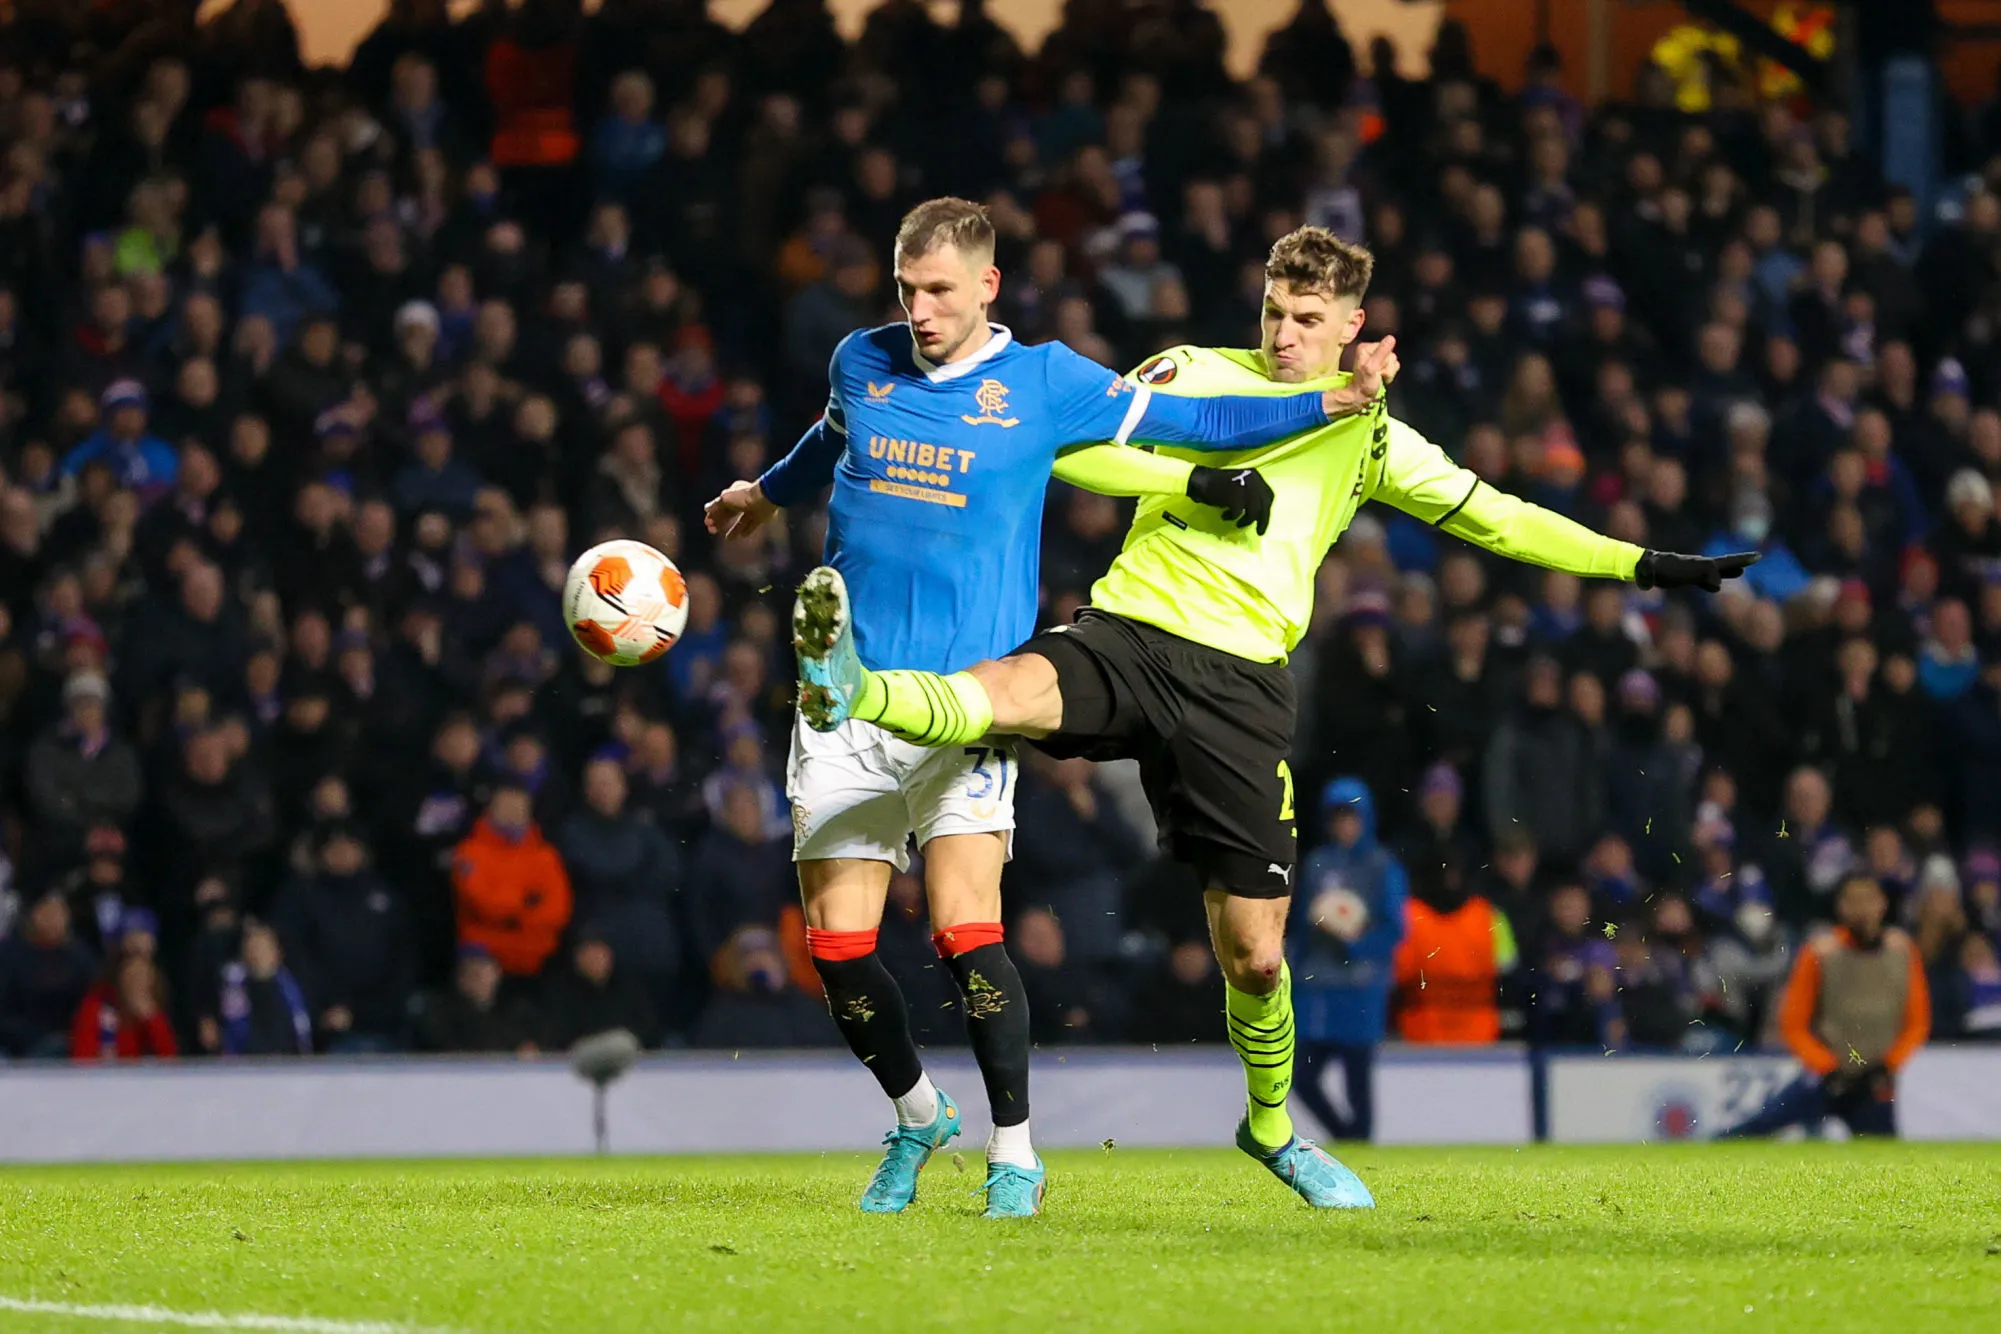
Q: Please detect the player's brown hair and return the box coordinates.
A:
[894,197,995,263]
[1265,227,1374,302]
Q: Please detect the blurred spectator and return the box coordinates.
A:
[239,204,338,345]
[1482,654,1605,864]
[558,758,684,1009]
[1946,658,2001,848]
[1099,213,1180,321]
[0,889,98,1058]
[1942,933,2001,1040]
[1914,871,1971,1036]
[542,929,661,1050]
[1291,778,1407,1141]
[1603,669,1697,882]
[1688,816,1793,1042]
[688,777,794,972]
[1918,598,1981,702]
[273,822,415,1053]
[451,784,573,980]
[1728,875,1929,1136]
[1126,937,1225,1046]
[24,671,143,866]
[1475,831,1550,960]
[1009,754,1148,965]
[623,719,704,839]
[1799,638,1934,831]
[414,943,543,1055]
[393,409,482,519]
[1397,764,1480,910]
[58,381,177,506]
[71,953,177,1061]
[150,725,277,926]
[785,239,879,409]
[1932,470,2001,602]
[1012,906,1123,1044]
[1528,881,1624,1048]
[1965,849,2001,939]
[59,825,138,954]
[1391,853,1517,1045]
[590,70,664,209]
[197,920,313,1057]
[691,926,836,1050]
[1612,897,1703,1051]
[1312,593,1421,829]
[1765,766,1858,929]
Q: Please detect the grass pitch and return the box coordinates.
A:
[1,1144,1997,1333]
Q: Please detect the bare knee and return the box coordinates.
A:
[1209,920,1285,991]
[1218,942,1286,993]
[1206,890,1290,994]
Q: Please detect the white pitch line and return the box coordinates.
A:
[0,1296,457,1333]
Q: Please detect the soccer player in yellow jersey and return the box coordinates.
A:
[795,226,1758,1207]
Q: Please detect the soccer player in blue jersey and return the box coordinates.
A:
[705,198,1389,1218]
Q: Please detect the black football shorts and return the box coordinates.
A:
[1015,609,1298,898]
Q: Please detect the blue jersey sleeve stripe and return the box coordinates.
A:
[1110,382,1153,447]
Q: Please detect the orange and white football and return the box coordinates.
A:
[562,540,689,666]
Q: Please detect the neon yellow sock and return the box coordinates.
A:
[853,669,994,747]
[1227,963,1296,1149]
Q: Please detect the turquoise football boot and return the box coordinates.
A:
[859,1091,962,1213]
[793,565,866,732]
[980,1157,1048,1218]
[1235,1118,1375,1209]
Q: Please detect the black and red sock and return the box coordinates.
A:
[935,923,1031,1129]
[808,927,924,1101]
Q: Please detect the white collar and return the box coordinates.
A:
[911,323,1013,383]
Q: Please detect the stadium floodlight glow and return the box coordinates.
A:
[570,1029,642,1155]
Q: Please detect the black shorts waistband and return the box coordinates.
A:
[1074,608,1291,679]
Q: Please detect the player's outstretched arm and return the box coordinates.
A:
[705,415,840,538]
[1052,445,1273,533]
[1052,442,1195,496]
[1120,339,1393,452]
[1372,417,1758,590]
[1044,340,1369,459]
[1124,385,1330,452]
[1452,486,1758,590]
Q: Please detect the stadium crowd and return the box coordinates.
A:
[0,0,1998,1074]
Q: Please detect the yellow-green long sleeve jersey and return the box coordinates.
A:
[1091,345,1644,664]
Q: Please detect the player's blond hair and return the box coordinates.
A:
[1266,227,1374,302]
[894,197,995,264]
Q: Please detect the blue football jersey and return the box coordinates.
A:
[758,323,1330,675]
[826,325,1158,673]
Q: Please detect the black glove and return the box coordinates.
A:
[1634,549,1762,592]
[1186,465,1274,535]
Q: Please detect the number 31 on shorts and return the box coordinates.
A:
[965,746,1012,803]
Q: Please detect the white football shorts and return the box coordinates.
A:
[786,714,1016,870]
